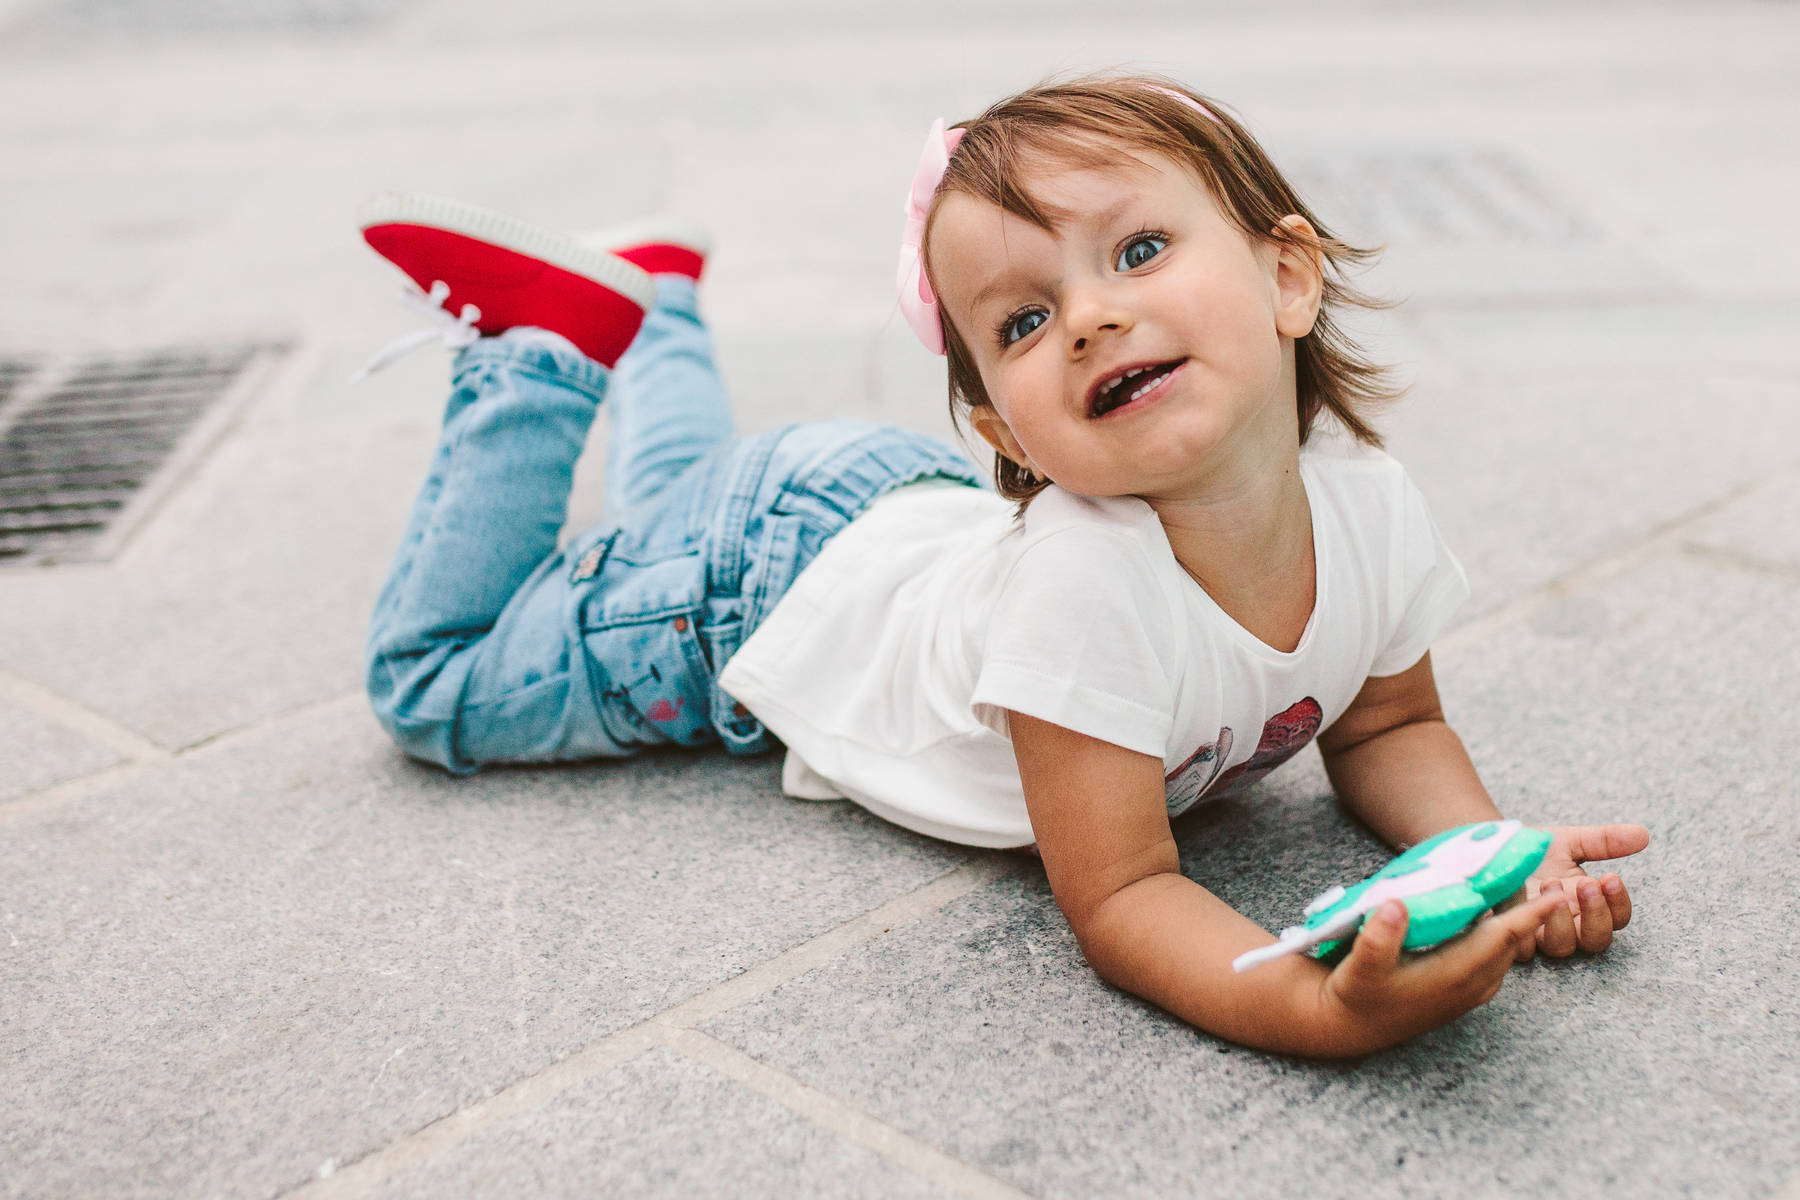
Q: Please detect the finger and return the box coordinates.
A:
[1536,880,1579,957]
[1492,886,1538,961]
[1599,873,1633,931]
[1557,824,1651,866]
[1451,897,1556,996]
[1447,890,1562,977]
[1335,900,1408,995]
[1574,878,1615,953]
[1491,889,1566,954]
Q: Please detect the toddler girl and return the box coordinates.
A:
[358,74,1647,1057]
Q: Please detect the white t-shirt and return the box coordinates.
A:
[717,437,1469,849]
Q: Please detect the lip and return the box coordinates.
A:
[1087,358,1187,420]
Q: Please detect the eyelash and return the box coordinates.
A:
[994,307,1045,349]
[990,229,1171,349]
[1117,229,1170,271]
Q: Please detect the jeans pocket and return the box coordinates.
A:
[579,545,716,747]
[582,613,714,746]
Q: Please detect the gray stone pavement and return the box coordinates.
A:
[3,2,1798,1196]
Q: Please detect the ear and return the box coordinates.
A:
[1270,214,1324,340]
[969,405,1039,475]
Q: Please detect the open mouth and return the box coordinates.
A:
[1090,359,1184,417]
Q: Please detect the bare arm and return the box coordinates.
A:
[1317,652,1649,959]
[1315,653,1503,849]
[1010,710,1559,1058]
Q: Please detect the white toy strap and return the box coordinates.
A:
[1231,903,1368,973]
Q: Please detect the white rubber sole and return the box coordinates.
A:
[356,192,658,311]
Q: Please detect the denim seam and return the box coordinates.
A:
[450,363,606,404]
[584,604,703,630]
[706,430,781,596]
[458,667,574,716]
[453,344,609,398]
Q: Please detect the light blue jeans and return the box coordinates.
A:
[365,278,984,773]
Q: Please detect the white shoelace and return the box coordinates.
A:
[349,280,482,382]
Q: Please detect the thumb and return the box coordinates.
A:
[1557,823,1651,865]
[1339,899,1408,984]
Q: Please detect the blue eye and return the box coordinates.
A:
[1001,308,1047,346]
[1117,235,1167,271]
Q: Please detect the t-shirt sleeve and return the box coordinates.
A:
[1369,472,1471,677]
[971,527,1178,758]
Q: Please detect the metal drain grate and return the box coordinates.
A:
[1289,150,1595,245]
[0,345,276,566]
[0,358,33,408]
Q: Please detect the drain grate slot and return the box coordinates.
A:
[0,344,276,565]
[0,359,33,408]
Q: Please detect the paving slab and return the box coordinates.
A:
[1382,368,1800,621]
[365,1045,950,1200]
[1684,468,1800,574]
[703,549,1800,1199]
[1407,297,1800,376]
[0,693,124,803]
[2,1,1797,1195]
[0,388,424,749]
[0,700,973,1199]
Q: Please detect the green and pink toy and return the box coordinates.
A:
[1232,820,1553,973]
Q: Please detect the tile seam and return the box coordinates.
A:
[1676,540,1800,584]
[0,761,155,821]
[1435,466,1793,655]
[659,1026,1035,1200]
[275,857,1018,1199]
[287,1026,663,1199]
[0,666,169,761]
[0,689,366,821]
[657,855,1017,1027]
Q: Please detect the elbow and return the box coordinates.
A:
[1062,871,1185,989]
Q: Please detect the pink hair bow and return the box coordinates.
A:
[897,118,965,356]
[896,90,1217,355]
[1149,85,1221,124]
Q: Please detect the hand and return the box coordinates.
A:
[1507,824,1650,961]
[1317,891,1567,1056]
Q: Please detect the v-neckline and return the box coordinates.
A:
[1161,457,1324,661]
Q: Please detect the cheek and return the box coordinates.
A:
[1188,283,1284,380]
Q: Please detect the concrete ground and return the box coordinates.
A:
[4,1,1799,1196]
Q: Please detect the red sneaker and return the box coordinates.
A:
[358,193,656,368]
[578,216,712,283]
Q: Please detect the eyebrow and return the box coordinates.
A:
[957,196,1146,317]
[968,272,1029,317]
[1081,197,1139,233]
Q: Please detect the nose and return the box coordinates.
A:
[1064,279,1131,354]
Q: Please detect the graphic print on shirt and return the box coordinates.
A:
[1212,697,1323,797]
[1164,726,1234,814]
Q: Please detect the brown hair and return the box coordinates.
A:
[920,74,1400,505]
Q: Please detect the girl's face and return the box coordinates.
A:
[929,150,1322,501]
